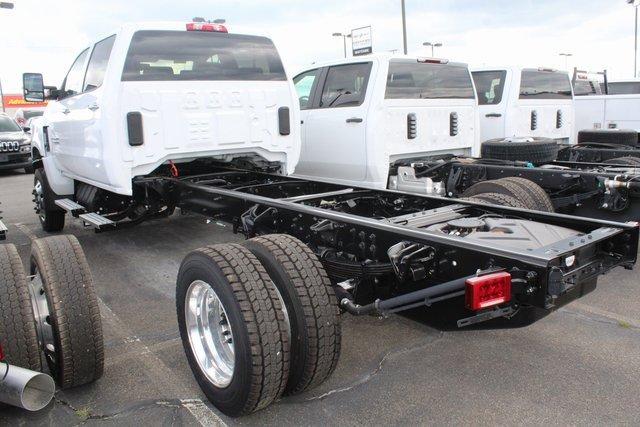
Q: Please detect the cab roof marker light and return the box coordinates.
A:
[186,22,228,33]
[417,58,449,64]
[538,67,557,72]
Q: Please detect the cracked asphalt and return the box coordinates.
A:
[1,170,639,426]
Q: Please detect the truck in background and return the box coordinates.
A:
[471,66,574,144]
[292,55,480,190]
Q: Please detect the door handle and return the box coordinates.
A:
[485,113,502,118]
[346,117,363,123]
[88,103,99,111]
[62,108,70,115]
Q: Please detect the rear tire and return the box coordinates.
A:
[177,244,290,417]
[243,234,341,395]
[577,129,638,146]
[480,137,559,164]
[34,168,65,232]
[605,156,640,166]
[30,235,104,389]
[464,192,526,208]
[0,244,41,371]
[24,164,35,174]
[496,177,555,212]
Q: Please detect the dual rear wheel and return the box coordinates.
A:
[176,234,341,417]
[0,236,104,391]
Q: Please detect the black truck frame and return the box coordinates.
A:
[123,164,637,324]
[395,156,640,222]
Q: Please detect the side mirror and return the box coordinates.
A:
[23,73,45,102]
[23,127,31,133]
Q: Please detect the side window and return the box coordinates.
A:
[293,69,319,109]
[62,48,90,97]
[84,35,116,91]
[319,63,372,108]
[472,71,506,105]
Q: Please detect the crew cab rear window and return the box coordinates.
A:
[472,71,507,105]
[385,60,475,99]
[122,31,286,81]
[608,82,640,95]
[519,70,572,99]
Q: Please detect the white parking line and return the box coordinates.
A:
[97,296,227,426]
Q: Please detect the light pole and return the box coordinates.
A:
[559,52,573,70]
[401,0,408,55]
[628,0,639,77]
[332,32,351,58]
[423,42,442,57]
[0,2,14,112]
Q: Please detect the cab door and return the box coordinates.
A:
[294,62,372,183]
[47,47,91,175]
[472,70,508,142]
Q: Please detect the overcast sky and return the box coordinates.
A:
[0,0,637,93]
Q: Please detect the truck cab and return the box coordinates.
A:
[292,55,479,190]
[471,67,575,144]
[23,21,300,231]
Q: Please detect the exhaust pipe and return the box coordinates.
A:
[0,362,55,411]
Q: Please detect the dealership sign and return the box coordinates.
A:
[351,26,372,56]
[2,94,48,109]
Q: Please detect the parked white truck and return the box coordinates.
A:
[24,21,300,231]
[292,55,480,193]
[471,66,575,144]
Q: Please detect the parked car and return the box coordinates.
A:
[13,109,43,128]
[471,66,575,144]
[0,113,33,173]
[292,54,480,189]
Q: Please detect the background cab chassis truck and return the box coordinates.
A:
[23,21,299,231]
[291,55,480,191]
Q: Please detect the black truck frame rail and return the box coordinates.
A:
[400,157,640,222]
[133,166,638,327]
[557,143,640,164]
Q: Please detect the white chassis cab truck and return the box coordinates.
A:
[291,55,480,194]
[471,67,575,145]
[23,21,299,231]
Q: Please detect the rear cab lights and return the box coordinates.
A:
[186,22,228,33]
[465,271,512,311]
[417,58,449,64]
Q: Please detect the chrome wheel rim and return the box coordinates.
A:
[185,280,235,388]
[27,265,56,368]
[33,180,45,223]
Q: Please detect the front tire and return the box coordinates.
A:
[34,168,65,232]
[177,244,290,417]
[30,235,104,389]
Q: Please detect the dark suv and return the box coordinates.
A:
[0,113,33,173]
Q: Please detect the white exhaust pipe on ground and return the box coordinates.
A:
[0,361,55,411]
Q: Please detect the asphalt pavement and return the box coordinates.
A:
[0,170,639,426]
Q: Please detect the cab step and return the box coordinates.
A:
[55,198,86,217]
[79,212,115,231]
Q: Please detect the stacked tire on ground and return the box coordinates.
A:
[177,235,341,417]
[0,235,104,395]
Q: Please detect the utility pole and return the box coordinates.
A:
[0,2,14,112]
[401,0,407,55]
[629,0,639,77]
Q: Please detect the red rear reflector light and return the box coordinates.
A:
[0,343,4,361]
[186,22,228,33]
[465,272,511,311]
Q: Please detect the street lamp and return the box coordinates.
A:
[559,52,573,70]
[332,32,352,58]
[423,42,443,57]
[628,0,640,77]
